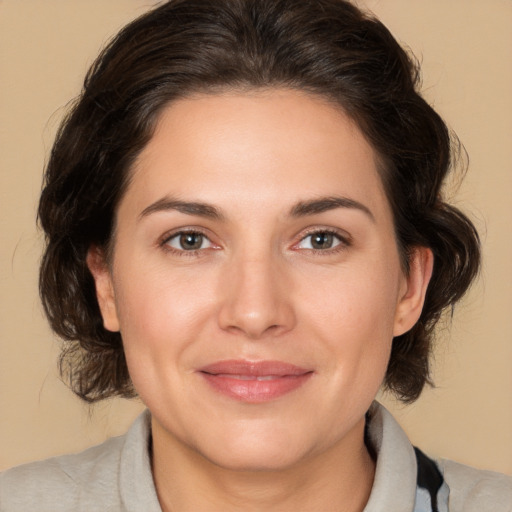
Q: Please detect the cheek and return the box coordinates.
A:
[304,260,401,338]
[112,265,218,370]
[300,259,400,386]
[112,274,215,411]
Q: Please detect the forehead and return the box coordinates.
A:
[122,89,390,221]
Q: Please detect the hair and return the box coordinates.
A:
[38,0,480,403]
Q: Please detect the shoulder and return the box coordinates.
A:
[438,458,512,512]
[0,435,125,512]
[0,410,158,512]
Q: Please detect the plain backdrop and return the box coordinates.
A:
[1,0,511,474]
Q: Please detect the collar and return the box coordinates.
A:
[364,401,418,511]
[118,402,418,512]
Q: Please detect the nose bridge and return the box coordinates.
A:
[218,246,295,339]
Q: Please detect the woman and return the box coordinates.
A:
[1,0,510,510]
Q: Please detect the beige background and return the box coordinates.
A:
[1,0,511,474]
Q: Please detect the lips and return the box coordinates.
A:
[197,360,313,403]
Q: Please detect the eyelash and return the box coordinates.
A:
[159,228,351,257]
[160,229,215,257]
[295,228,352,255]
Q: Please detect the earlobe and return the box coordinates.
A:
[86,245,120,332]
[393,247,434,337]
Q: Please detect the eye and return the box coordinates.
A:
[296,231,346,251]
[164,231,213,251]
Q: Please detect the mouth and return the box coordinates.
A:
[197,360,314,403]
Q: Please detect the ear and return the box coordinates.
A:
[86,245,120,332]
[393,247,434,337]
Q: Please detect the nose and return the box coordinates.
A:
[217,254,296,340]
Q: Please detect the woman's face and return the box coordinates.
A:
[90,89,431,471]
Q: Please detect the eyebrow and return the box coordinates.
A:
[139,197,225,221]
[289,196,375,222]
[139,195,374,222]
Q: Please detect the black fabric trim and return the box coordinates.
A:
[414,447,444,512]
[364,410,377,462]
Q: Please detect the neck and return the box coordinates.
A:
[151,417,375,512]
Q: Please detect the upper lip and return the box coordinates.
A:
[198,360,312,377]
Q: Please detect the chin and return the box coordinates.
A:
[192,424,317,472]
[204,445,308,473]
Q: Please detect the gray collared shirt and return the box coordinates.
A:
[1,402,511,511]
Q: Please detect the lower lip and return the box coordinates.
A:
[199,372,313,403]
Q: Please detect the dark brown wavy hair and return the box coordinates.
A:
[38,0,480,403]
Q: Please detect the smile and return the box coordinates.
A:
[198,360,314,403]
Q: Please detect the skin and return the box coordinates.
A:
[88,89,433,511]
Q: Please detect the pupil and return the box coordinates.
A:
[180,233,202,250]
[312,233,333,249]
